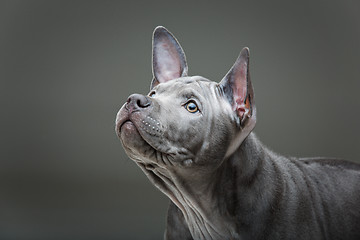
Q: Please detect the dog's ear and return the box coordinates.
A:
[219,47,256,128]
[151,26,188,89]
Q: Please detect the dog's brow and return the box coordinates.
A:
[178,89,201,100]
[195,80,217,100]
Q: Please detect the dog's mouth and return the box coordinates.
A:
[115,106,132,137]
[116,107,164,160]
[116,113,144,145]
[117,119,132,133]
[118,120,137,137]
[116,110,146,143]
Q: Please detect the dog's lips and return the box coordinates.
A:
[116,106,166,162]
[116,108,150,145]
[115,107,133,137]
[116,109,147,148]
[120,120,138,138]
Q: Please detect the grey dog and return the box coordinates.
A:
[115,26,360,240]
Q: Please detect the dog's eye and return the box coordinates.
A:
[149,91,156,97]
[185,101,199,113]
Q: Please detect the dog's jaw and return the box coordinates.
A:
[116,103,180,167]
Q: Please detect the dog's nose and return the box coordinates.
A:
[126,93,151,112]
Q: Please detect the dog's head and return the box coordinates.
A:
[116,26,256,173]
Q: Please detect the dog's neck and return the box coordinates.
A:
[154,133,276,240]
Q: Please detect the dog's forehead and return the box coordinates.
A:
[156,76,217,96]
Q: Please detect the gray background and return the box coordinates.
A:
[1,0,359,239]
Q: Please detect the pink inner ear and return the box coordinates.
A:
[232,62,248,115]
[236,104,246,119]
[155,42,182,82]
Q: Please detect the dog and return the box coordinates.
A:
[115,26,360,240]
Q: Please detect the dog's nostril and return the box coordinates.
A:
[127,94,151,109]
[137,97,150,108]
[137,99,142,107]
